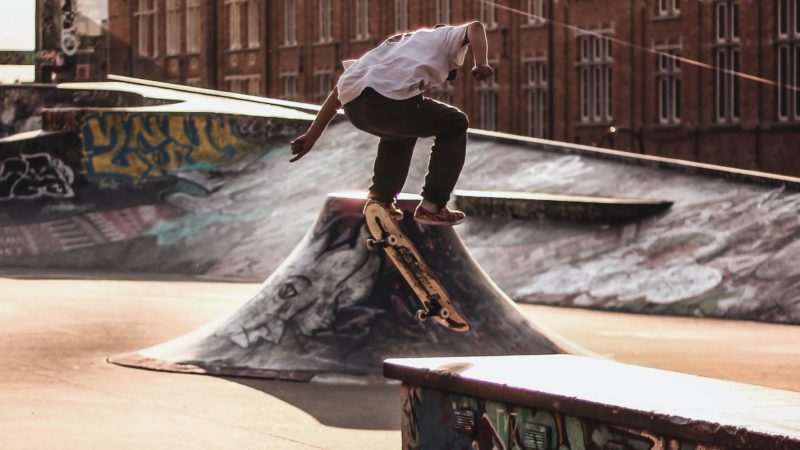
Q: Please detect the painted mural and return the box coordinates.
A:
[0,86,146,138]
[0,205,178,258]
[0,153,75,201]
[80,112,296,181]
[457,144,800,324]
[111,196,562,378]
[402,386,726,450]
[0,83,307,276]
[3,82,800,325]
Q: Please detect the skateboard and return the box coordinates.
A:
[363,202,471,332]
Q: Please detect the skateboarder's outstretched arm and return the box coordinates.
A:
[466,21,493,82]
[290,87,342,162]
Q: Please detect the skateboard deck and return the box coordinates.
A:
[364,202,470,332]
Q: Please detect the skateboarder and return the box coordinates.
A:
[290,22,494,225]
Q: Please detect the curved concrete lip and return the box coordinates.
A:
[455,188,672,205]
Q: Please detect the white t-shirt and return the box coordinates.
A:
[337,24,471,105]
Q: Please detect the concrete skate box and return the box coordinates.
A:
[384,354,800,450]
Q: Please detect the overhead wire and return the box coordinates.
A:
[478,0,796,92]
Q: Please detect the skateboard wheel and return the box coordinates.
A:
[439,308,450,320]
[415,310,429,321]
[365,239,376,251]
[387,235,399,246]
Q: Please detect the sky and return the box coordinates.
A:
[0,3,36,51]
[0,3,35,82]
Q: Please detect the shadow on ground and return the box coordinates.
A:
[226,377,402,430]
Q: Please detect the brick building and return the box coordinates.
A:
[107,0,800,177]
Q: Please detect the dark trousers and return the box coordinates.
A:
[343,88,469,208]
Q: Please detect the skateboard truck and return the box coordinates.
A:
[416,295,450,322]
[365,234,398,251]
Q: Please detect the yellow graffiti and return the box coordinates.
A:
[82,112,267,180]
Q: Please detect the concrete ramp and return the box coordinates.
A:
[110,193,577,380]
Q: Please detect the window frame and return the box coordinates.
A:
[576,30,614,124]
[247,0,260,49]
[314,70,334,104]
[655,0,680,18]
[166,0,182,56]
[284,0,297,46]
[776,0,800,121]
[654,45,682,125]
[477,61,500,130]
[355,0,370,41]
[280,73,299,100]
[436,0,451,25]
[134,0,159,58]
[319,0,333,43]
[395,0,408,33]
[523,57,549,138]
[713,0,741,124]
[226,0,244,50]
[481,1,498,30]
[526,0,546,26]
[186,0,201,54]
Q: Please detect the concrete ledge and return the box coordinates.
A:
[384,355,800,449]
[454,189,673,223]
[469,129,800,190]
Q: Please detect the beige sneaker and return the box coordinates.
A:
[364,199,404,221]
[413,204,466,226]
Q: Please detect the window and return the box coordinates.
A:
[315,71,333,103]
[478,62,499,130]
[527,0,546,26]
[76,64,91,80]
[186,0,201,54]
[656,0,680,17]
[436,0,451,25]
[655,46,681,124]
[356,0,370,40]
[777,0,800,121]
[227,76,244,93]
[226,75,261,95]
[577,31,613,123]
[166,0,182,56]
[320,0,333,43]
[524,59,548,137]
[427,84,454,104]
[281,73,298,100]
[714,1,740,123]
[284,0,297,45]
[395,0,408,32]
[481,1,497,30]
[227,0,245,50]
[134,0,158,58]
[248,76,261,96]
[248,0,260,48]
[186,77,202,87]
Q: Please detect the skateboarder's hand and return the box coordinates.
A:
[471,64,494,82]
[290,133,317,162]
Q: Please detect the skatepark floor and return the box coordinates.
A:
[1,278,799,449]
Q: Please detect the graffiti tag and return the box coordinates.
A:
[0,153,75,201]
[81,112,284,181]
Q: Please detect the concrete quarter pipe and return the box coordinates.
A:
[110,193,574,380]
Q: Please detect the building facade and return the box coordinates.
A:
[106,0,800,177]
[37,0,109,82]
